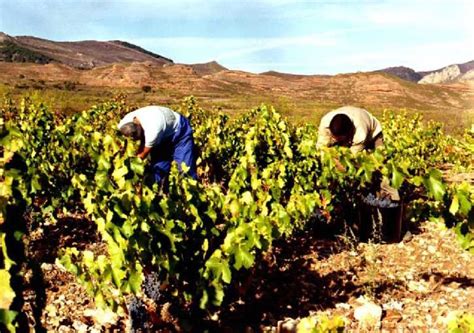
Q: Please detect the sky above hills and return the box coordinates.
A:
[1,0,473,74]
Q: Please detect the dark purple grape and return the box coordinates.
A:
[127,296,150,332]
[142,271,162,303]
[362,193,399,208]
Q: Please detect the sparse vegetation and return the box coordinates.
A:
[63,80,77,91]
[141,84,152,93]
[0,40,53,64]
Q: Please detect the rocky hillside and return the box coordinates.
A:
[0,32,173,69]
[2,32,472,85]
[1,32,473,118]
[190,61,228,76]
[1,60,472,113]
[378,61,474,84]
[375,66,422,83]
[419,61,474,84]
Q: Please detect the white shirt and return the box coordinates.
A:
[316,106,382,153]
[118,106,181,147]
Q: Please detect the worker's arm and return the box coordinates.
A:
[349,126,368,154]
[137,146,152,159]
[350,143,365,154]
[316,126,332,149]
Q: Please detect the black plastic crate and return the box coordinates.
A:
[356,193,407,243]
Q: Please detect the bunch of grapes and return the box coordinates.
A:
[362,193,400,208]
[142,271,163,303]
[127,296,151,332]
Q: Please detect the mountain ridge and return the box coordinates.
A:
[0,32,174,69]
[0,32,473,119]
[377,60,474,84]
[2,32,473,84]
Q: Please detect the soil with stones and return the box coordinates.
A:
[21,216,473,332]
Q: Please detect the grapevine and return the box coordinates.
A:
[0,96,473,330]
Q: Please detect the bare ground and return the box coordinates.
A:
[21,218,473,332]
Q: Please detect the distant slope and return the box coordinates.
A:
[419,61,474,84]
[458,60,474,73]
[259,70,331,80]
[375,66,422,82]
[459,69,474,82]
[419,65,462,84]
[190,61,227,76]
[109,40,173,63]
[1,61,472,113]
[0,32,472,115]
[0,39,54,64]
[0,32,173,69]
[377,60,474,84]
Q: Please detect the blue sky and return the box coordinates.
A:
[1,0,473,74]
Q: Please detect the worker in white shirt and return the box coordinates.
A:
[317,106,399,201]
[316,106,383,153]
[118,105,197,183]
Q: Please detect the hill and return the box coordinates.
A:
[0,32,473,133]
[374,66,422,82]
[419,61,474,84]
[190,61,227,76]
[378,60,474,84]
[1,61,471,113]
[0,32,173,69]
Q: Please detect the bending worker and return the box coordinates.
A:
[316,105,399,200]
[118,105,197,183]
[316,106,382,153]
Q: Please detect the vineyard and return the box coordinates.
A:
[1,96,474,332]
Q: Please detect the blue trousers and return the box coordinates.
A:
[150,116,197,183]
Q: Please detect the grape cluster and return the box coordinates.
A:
[127,296,150,332]
[312,208,327,222]
[361,193,400,208]
[142,271,162,303]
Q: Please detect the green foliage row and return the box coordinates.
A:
[0,116,30,331]
[0,96,473,330]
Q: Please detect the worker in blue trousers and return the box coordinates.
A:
[118,105,197,183]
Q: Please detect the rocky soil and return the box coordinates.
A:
[21,219,473,332]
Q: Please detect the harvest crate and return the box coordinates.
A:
[356,194,407,243]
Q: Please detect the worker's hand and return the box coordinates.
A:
[137,146,152,159]
[334,157,345,172]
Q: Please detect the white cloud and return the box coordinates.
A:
[214,34,339,61]
[130,32,341,62]
[326,39,474,73]
[320,0,472,30]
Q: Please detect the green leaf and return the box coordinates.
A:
[95,171,111,191]
[111,267,126,289]
[0,270,15,309]
[212,286,225,306]
[241,191,253,205]
[458,191,472,216]
[199,290,208,310]
[30,175,42,193]
[0,309,18,332]
[411,176,424,186]
[128,268,143,294]
[449,196,459,215]
[130,158,144,176]
[112,165,129,188]
[423,170,445,201]
[97,155,111,171]
[221,262,232,284]
[234,247,254,270]
[391,167,404,189]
